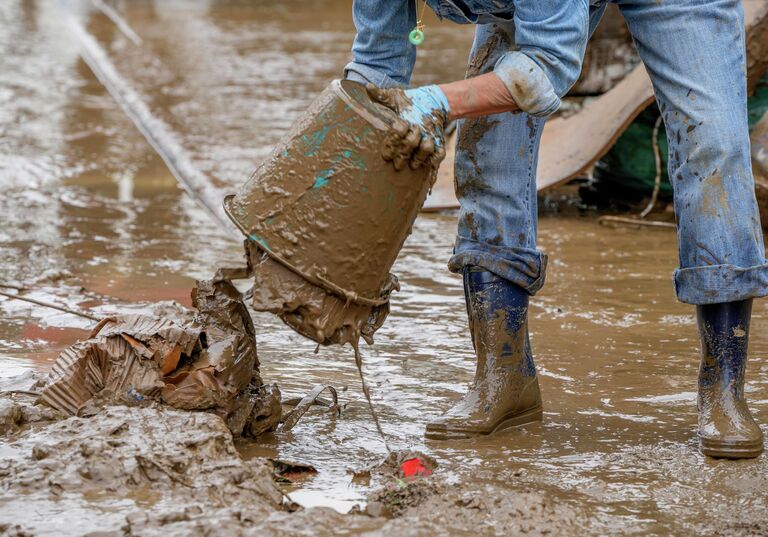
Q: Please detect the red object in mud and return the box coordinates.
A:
[400,457,432,478]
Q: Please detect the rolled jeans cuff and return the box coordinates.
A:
[493,52,561,117]
[673,262,768,305]
[448,237,548,295]
[343,62,404,89]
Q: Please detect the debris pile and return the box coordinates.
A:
[38,276,282,437]
[351,450,439,518]
[371,450,437,480]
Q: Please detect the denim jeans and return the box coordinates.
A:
[346,0,768,305]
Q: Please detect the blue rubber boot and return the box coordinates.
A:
[697,299,764,458]
[425,267,542,440]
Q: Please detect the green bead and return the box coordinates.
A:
[409,28,425,46]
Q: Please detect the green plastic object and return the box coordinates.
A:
[409,28,424,46]
[592,106,673,201]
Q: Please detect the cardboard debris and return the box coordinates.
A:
[225,382,282,437]
[39,277,281,436]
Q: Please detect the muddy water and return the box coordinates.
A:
[1,1,768,535]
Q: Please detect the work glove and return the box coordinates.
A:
[366,84,450,171]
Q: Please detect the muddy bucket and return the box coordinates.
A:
[224,80,436,346]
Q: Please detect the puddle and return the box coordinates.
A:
[286,490,359,514]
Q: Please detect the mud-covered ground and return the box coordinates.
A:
[1,1,768,535]
[0,374,585,536]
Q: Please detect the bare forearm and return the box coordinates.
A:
[439,73,518,120]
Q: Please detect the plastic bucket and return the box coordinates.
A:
[224,80,435,345]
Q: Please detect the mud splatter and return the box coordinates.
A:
[463,212,479,241]
[455,115,501,198]
[465,25,513,79]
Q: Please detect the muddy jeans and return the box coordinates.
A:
[348,0,768,305]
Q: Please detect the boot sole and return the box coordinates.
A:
[424,405,543,441]
[699,437,764,459]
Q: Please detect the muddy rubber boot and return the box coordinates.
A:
[425,268,543,440]
[697,299,764,459]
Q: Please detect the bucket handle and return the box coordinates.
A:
[251,240,391,307]
[224,195,391,308]
[315,273,390,307]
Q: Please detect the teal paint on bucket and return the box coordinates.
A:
[331,149,367,171]
[313,169,335,188]
[301,125,332,157]
[249,234,271,252]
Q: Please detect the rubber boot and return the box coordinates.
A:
[697,299,764,459]
[425,268,543,440]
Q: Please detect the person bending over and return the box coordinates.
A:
[346,0,766,459]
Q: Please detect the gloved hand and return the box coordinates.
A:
[366,84,450,171]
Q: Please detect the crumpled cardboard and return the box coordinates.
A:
[40,277,281,436]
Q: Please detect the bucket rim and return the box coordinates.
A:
[334,79,397,132]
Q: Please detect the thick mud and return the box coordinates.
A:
[0,388,287,536]
[2,1,768,535]
[0,380,582,536]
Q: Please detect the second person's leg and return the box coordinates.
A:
[618,0,767,458]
